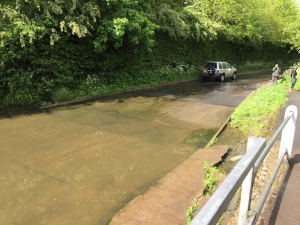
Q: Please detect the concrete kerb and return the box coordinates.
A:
[39,96,95,109]
[205,115,232,148]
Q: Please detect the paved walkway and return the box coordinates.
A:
[110,146,228,225]
[267,91,300,225]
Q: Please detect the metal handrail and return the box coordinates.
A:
[253,113,292,175]
[190,105,297,225]
[251,148,289,224]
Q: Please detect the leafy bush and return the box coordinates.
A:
[51,88,74,103]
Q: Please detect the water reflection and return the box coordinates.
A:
[0,75,270,224]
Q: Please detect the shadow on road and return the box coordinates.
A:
[268,153,300,225]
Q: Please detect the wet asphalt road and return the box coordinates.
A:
[125,73,271,107]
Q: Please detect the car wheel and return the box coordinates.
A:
[220,74,225,82]
[231,73,237,80]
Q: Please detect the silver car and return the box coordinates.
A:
[201,61,237,82]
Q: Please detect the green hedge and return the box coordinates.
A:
[0,34,299,106]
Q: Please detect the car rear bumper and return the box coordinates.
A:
[202,73,220,78]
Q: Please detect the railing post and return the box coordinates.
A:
[279,105,297,158]
[190,137,266,225]
[190,105,297,225]
[238,136,258,225]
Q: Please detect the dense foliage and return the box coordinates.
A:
[0,0,300,106]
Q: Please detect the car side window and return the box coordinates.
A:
[222,63,227,69]
[226,63,231,69]
[218,63,223,69]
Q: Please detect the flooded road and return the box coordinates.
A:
[0,74,270,224]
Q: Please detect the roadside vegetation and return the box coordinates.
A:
[186,160,224,224]
[186,202,198,225]
[203,161,224,196]
[47,64,198,104]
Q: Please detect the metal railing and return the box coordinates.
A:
[190,105,298,225]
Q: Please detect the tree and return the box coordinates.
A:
[93,0,157,53]
[0,0,100,47]
[181,0,300,49]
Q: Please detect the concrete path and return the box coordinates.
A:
[110,145,228,225]
[266,91,300,225]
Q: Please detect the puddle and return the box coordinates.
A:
[217,125,248,173]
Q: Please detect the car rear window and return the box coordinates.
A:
[204,62,217,68]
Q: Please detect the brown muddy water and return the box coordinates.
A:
[0,75,270,224]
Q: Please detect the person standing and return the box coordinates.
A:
[272,64,281,84]
[290,66,298,92]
